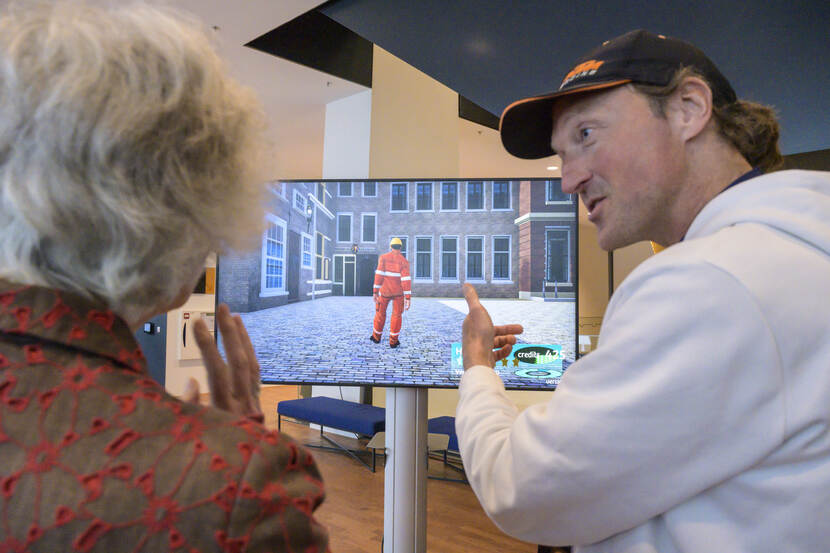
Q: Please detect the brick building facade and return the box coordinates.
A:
[517,181,578,300]
[218,179,576,313]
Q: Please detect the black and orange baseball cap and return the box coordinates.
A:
[499,29,737,159]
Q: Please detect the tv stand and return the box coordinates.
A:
[383,388,428,553]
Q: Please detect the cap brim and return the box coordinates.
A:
[499,79,631,159]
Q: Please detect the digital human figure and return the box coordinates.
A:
[370,237,411,348]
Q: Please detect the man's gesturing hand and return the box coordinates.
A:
[462,283,523,370]
[187,303,263,421]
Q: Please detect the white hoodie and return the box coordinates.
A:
[457,170,830,552]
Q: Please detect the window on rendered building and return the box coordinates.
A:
[441,182,458,211]
[466,236,484,280]
[493,181,511,210]
[546,228,571,283]
[492,235,511,280]
[391,182,408,212]
[466,181,484,210]
[263,216,286,293]
[441,236,458,280]
[415,237,432,279]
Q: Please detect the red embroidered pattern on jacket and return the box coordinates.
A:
[0,279,329,552]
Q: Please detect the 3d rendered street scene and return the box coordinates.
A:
[236,295,575,389]
[217,181,578,389]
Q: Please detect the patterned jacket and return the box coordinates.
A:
[0,279,329,553]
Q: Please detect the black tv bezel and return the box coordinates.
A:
[215,177,578,391]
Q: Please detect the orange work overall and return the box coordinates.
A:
[371,250,411,345]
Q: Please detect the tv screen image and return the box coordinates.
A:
[216,179,577,390]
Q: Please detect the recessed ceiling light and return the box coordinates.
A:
[547,166,559,171]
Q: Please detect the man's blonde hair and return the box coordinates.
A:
[633,67,783,172]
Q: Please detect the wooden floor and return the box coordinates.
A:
[258,386,538,553]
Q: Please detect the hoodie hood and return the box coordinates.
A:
[686,170,830,257]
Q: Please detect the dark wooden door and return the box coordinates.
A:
[357,254,379,296]
[344,256,356,296]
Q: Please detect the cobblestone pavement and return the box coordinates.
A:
[233,296,575,389]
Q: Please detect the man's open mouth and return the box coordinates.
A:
[586,197,605,213]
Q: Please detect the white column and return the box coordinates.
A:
[384,388,428,553]
[323,89,372,179]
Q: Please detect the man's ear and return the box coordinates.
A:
[667,76,714,142]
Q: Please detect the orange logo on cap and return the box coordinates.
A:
[560,59,605,88]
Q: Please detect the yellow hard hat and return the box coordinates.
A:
[390,237,403,247]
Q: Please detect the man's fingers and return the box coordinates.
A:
[494,324,524,337]
[493,344,514,362]
[493,335,517,349]
[193,317,232,410]
[462,283,499,369]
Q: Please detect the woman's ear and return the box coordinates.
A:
[667,76,714,142]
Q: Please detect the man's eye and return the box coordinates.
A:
[579,128,593,140]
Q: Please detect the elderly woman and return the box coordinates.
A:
[0,2,328,552]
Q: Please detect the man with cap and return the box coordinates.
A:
[457,30,830,551]
[370,237,411,348]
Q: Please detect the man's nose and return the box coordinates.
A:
[561,161,590,194]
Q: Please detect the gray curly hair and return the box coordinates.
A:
[0,1,269,324]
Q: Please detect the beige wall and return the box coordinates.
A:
[458,118,559,178]
[271,107,325,180]
[369,46,459,179]
[323,90,372,180]
[613,241,654,290]
[578,200,610,338]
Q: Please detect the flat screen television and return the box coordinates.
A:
[215,179,577,390]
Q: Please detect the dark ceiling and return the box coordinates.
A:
[318,0,830,155]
